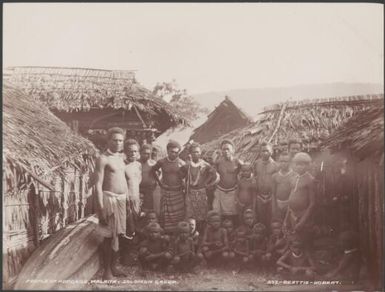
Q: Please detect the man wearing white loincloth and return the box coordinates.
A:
[95,127,128,280]
[213,140,243,225]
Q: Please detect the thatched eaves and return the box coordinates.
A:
[323,103,384,160]
[4,66,188,127]
[201,94,384,164]
[3,82,97,190]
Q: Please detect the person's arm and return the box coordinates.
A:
[151,160,163,187]
[295,178,316,231]
[221,228,229,251]
[277,250,293,270]
[326,253,352,278]
[204,165,219,187]
[95,155,107,225]
[271,174,278,216]
[201,227,210,247]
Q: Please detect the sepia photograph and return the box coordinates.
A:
[2,2,384,291]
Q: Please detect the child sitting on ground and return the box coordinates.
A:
[236,209,255,239]
[325,230,361,283]
[171,221,203,272]
[233,227,253,265]
[276,234,316,279]
[267,220,288,262]
[236,163,257,222]
[188,218,200,252]
[250,223,272,269]
[201,211,229,264]
[222,219,236,259]
[138,222,172,271]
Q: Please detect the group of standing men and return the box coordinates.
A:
[95,126,315,279]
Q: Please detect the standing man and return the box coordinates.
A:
[181,143,219,233]
[213,140,243,225]
[151,140,186,234]
[288,139,302,159]
[139,144,158,213]
[254,142,278,230]
[94,127,127,280]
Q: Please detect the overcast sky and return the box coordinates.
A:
[3,3,383,94]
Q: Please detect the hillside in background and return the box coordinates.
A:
[192,82,384,120]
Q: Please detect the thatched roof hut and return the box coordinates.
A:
[201,94,384,163]
[3,82,97,287]
[4,66,188,148]
[189,96,252,144]
[322,104,384,289]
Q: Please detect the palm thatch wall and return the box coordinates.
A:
[323,104,384,289]
[190,96,252,144]
[201,94,384,164]
[3,83,98,287]
[3,66,188,141]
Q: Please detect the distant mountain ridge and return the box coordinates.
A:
[192,82,383,120]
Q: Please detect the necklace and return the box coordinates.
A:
[292,251,303,258]
[279,169,293,177]
[166,156,178,163]
[106,149,123,157]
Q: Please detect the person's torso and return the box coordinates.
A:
[288,173,313,214]
[237,177,255,203]
[141,160,157,187]
[161,158,185,186]
[217,157,240,189]
[255,159,277,194]
[274,170,296,201]
[102,153,128,194]
[187,160,210,188]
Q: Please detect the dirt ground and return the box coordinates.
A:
[86,263,368,291]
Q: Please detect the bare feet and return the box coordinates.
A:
[103,269,114,280]
[111,266,127,277]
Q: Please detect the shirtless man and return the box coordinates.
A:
[95,127,127,280]
[124,139,142,237]
[180,143,219,233]
[151,140,186,234]
[254,142,278,230]
[213,140,243,225]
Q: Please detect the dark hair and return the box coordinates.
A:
[124,138,139,149]
[220,139,235,149]
[167,140,181,151]
[141,144,153,152]
[189,142,201,153]
[260,142,273,152]
[107,127,125,139]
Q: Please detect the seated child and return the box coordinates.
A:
[201,211,229,263]
[138,222,172,271]
[232,227,253,264]
[236,163,257,221]
[188,218,200,253]
[222,219,236,258]
[237,209,255,239]
[250,223,272,267]
[276,234,316,279]
[325,231,361,283]
[171,221,203,272]
[267,220,288,261]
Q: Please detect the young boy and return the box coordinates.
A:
[254,142,278,230]
[250,223,272,268]
[267,221,288,263]
[151,140,186,234]
[188,218,200,253]
[201,211,229,263]
[283,152,316,239]
[277,234,316,279]
[181,143,219,233]
[325,231,361,283]
[138,222,172,271]
[140,144,158,213]
[236,163,257,222]
[171,221,203,272]
[124,139,143,237]
[272,152,296,221]
[222,219,236,259]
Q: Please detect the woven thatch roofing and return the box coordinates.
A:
[190,96,252,144]
[3,82,97,190]
[323,103,384,160]
[4,66,187,127]
[201,94,384,164]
